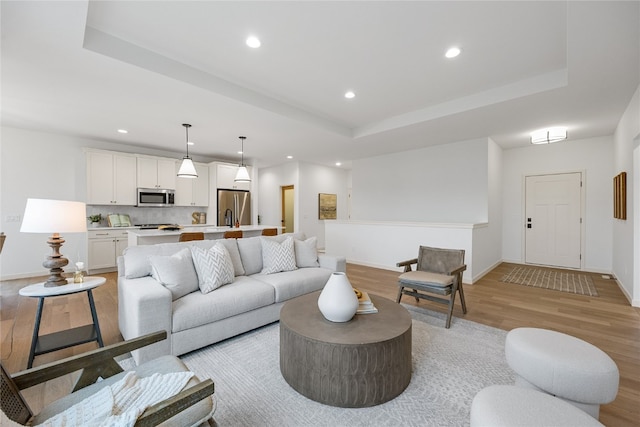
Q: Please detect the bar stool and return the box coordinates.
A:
[223,230,243,239]
[261,228,278,236]
[179,232,204,242]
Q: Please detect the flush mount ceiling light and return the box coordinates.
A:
[344,91,355,99]
[530,127,567,144]
[246,36,261,48]
[177,123,198,178]
[445,46,461,58]
[235,136,251,182]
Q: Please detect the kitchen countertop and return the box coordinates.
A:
[127,225,281,236]
[88,224,235,231]
[125,225,284,246]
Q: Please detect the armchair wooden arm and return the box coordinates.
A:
[136,379,214,427]
[11,331,167,391]
[396,258,418,272]
[448,264,467,276]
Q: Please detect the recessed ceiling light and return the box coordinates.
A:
[237,150,243,154]
[187,140,195,146]
[287,155,293,159]
[335,162,342,166]
[246,36,261,48]
[445,46,461,58]
[344,91,355,99]
[117,129,128,134]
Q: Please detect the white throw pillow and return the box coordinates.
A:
[191,243,235,293]
[149,248,199,300]
[294,237,320,268]
[260,236,298,274]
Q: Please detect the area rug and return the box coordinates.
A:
[122,308,513,426]
[501,265,598,297]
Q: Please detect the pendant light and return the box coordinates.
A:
[177,123,198,178]
[234,136,251,182]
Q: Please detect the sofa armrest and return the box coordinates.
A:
[318,254,346,273]
[117,255,125,277]
[118,276,173,364]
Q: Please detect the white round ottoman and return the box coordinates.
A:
[505,327,619,419]
[470,385,604,427]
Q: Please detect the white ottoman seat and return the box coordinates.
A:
[505,327,619,419]
[471,385,604,427]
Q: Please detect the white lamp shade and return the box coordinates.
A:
[20,199,87,233]
[177,157,198,178]
[234,166,251,182]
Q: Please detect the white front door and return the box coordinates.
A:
[525,172,582,268]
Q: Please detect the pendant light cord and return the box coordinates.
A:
[183,123,192,158]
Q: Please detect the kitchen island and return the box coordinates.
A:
[127,225,282,246]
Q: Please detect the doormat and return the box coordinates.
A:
[501,266,598,297]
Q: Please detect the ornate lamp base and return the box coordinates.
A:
[42,234,69,287]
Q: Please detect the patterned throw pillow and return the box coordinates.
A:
[260,236,298,274]
[190,243,235,293]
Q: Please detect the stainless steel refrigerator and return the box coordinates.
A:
[217,189,251,227]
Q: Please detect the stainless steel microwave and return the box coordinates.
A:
[136,188,175,207]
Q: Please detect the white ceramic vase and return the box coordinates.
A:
[317,272,359,322]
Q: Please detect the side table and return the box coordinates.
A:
[19,276,106,368]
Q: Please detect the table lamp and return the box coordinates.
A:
[20,198,87,287]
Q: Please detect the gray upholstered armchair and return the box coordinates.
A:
[396,246,467,328]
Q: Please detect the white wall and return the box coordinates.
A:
[1,128,89,278]
[613,85,639,305]
[501,136,614,272]
[297,162,349,249]
[351,138,489,223]
[257,161,349,248]
[257,162,299,231]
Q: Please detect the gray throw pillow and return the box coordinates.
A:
[149,248,199,300]
[237,236,263,275]
[294,236,320,268]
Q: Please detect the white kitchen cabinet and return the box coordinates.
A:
[175,162,210,206]
[87,150,137,205]
[216,164,251,191]
[87,229,130,271]
[137,156,176,189]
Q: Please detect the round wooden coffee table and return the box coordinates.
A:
[280,291,412,407]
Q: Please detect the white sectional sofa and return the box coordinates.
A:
[117,233,345,364]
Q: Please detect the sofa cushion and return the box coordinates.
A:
[123,240,219,279]
[252,267,332,303]
[191,243,235,293]
[149,248,199,300]
[261,236,297,274]
[172,276,275,332]
[294,236,319,268]
[237,236,263,275]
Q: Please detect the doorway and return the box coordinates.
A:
[281,185,294,234]
[524,172,582,269]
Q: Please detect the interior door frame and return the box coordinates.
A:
[521,170,586,270]
[281,185,294,234]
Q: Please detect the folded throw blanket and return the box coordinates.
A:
[36,371,194,427]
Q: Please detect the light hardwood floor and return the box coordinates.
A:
[2,262,639,426]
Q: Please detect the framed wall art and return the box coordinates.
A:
[318,193,337,220]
